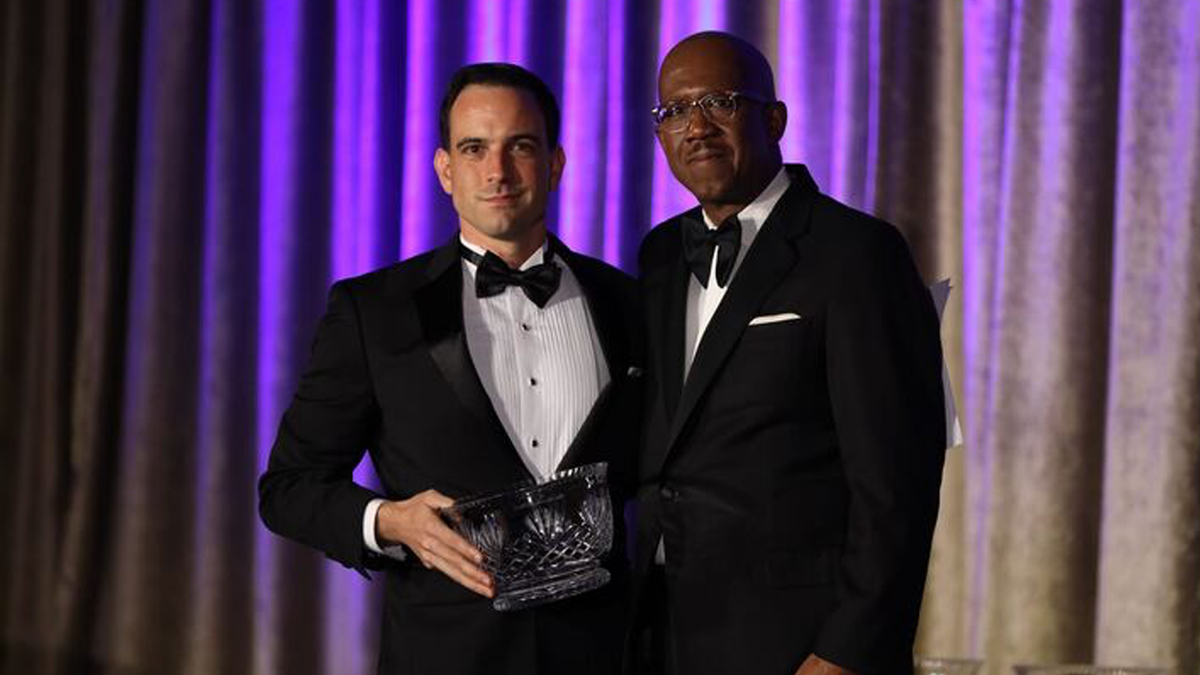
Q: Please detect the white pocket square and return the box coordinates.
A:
[748,312,802,326]
[627,366,644,378]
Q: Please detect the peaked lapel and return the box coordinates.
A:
[664,165,819,456]
[414,237,531,480]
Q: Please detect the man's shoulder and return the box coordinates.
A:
[331,247,444,300]
[810,194,912,260]
[803,195,925,297]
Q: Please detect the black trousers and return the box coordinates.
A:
[633,565,677,675]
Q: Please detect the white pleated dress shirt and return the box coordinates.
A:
[656,166,791,565]
[364,236,609,557]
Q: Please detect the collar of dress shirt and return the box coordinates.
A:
[459,235,549,277]
[699,166,791,240]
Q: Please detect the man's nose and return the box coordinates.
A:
[682,105,718,139]
[485,150,514,182]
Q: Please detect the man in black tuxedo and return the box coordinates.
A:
[633,33,946,675]
[259,63,641,675]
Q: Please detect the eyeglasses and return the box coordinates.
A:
[650,91,771,132]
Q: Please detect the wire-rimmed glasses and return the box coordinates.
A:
[651,91,772,132]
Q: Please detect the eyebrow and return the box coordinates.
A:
[454,133,542,151]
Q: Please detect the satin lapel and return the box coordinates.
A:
[414,239,522,461]
[665,172,817,452]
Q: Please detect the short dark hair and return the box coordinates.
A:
[438,62,561,150]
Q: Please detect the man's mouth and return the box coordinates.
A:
[482,192,522,205]
[686,147,727,164]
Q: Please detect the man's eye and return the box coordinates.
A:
[707,95,736,110]
[461,144,483,156]
[513,141,537,154]
[661,105,686,119]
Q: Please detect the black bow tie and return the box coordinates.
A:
[682,214,742,288]
[460,244,562,308]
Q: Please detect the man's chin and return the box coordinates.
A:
[680,178,736,204]
[466,218,546,244]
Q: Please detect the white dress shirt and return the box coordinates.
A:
[657,166,792,565]
[364,236,610,557]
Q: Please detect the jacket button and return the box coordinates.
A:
[659,485,678,501]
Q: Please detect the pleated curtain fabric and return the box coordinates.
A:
[1,1,1197,674]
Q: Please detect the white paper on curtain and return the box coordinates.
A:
[930,278,963,449]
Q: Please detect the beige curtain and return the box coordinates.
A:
[768,0,1200,672]
[873,1,1200,672]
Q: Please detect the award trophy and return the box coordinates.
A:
[439,462,613,611]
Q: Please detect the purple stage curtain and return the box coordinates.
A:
[1,1,1197,674]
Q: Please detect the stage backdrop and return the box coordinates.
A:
[2,1,1198,674]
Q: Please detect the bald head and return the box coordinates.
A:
[654,31,787,225]
[659,32,777,103]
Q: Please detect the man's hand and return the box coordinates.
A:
[375,490,494,598]
[795,654,858,675]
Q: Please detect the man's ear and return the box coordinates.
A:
[548,146,566,191]
[434,147,453,194]
[767,102,787,143]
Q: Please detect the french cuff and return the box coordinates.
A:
[363,498,408,561]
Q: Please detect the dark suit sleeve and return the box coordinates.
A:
[258,281,382,574]
[814,225,947,673]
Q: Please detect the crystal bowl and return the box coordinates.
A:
[439,462,613,611]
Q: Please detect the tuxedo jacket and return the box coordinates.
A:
[633,165,946,675]
[259,236,644,675]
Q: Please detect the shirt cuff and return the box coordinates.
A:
[363,498,408,561]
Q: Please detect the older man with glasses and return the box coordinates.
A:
[629,31,947,675]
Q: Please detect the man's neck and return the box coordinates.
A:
[460,227,548,269]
